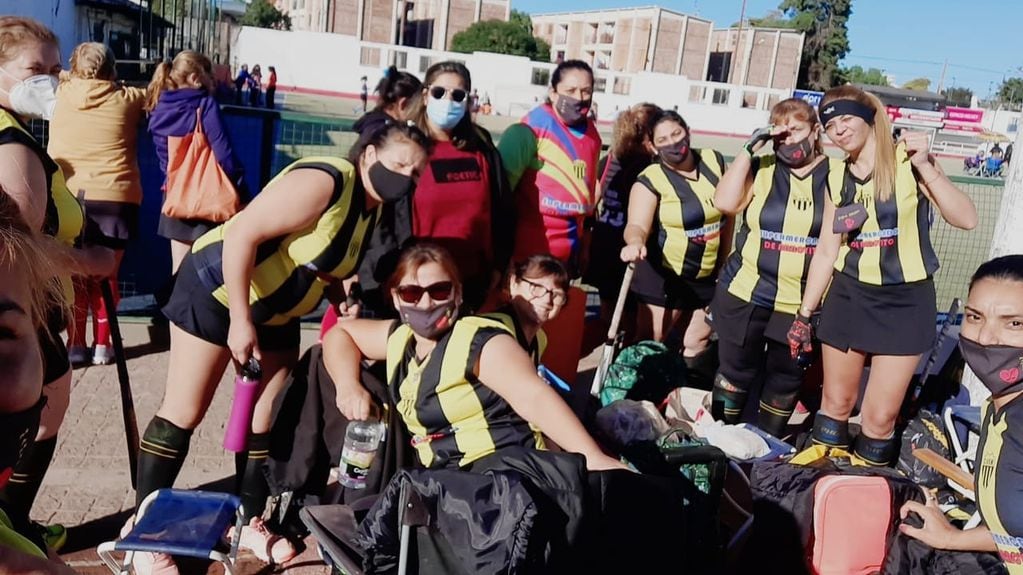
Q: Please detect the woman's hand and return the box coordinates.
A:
[899,131,933,168]
[899,495,959,550]
[620,241,647,263]
[336,381,374,421]
[585,452,631,472]
[744,125,782,155]
[227,317,260,365]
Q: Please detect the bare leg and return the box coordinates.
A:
[170,240,192,276]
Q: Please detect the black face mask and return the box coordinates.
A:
[658,136,691,165]
[0,396,44,489]
[959,336,1023,397]
[399,300,458,340]
[775,137,814,167]
[555,94,591,126]
[368,161,415,203]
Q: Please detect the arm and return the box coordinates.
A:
[322,318,394,420]
[222,168,335,363]
[0,143,49,230]
[476,335,626,471]
[901,131,976,230]
[899,499,998,552]
[620,182,658,262]
[714,152,756,215]
[497,124,537,191]
[797,196,841,316]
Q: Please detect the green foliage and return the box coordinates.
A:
[241,0,291,31]
[451,13,550,61]
[998,77,1023,104]
[779,0,852,91]
[734,10,799,28]
[902,77,932,92]
[841,65,889,87]
[941,87,972,107]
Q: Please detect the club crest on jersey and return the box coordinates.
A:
[572,160,587,180]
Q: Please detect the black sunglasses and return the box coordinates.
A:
[396,281,454,304]
[429,86,468,103]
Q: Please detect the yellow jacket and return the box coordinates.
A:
[47,77,146,204]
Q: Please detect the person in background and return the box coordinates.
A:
[129,122,430,573]
[360,75,369,113]
[619,110,730,353]
[352,66,421,138]
[48,42,146,367]
[233,63,248,106]
[898,255,1023,574]
[585,102,659,338]
[264,65,277,110]
[711,98,836,438]
[797,85,977,466]
[0,193,77,574]
[247,64,262,107]
[147,50,246,274]
[499,59,602,384]
[0,16,120,553]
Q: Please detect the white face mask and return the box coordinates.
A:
[0,67,58,120]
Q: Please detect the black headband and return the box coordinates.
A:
[819,99,876,127]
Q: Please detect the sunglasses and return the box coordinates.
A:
[429,86,468,103]
[521,278,567,306]
[396,281,454,304]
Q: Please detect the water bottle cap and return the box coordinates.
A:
[242,357,262,380]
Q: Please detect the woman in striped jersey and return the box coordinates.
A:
[796,85,976,466]
[711,98,837,438]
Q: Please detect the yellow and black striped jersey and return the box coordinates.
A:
[635,149,726,280]
[977,397,1023,574]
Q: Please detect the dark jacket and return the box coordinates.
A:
[148,88,246,195]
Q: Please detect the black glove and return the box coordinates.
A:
[744,125,774,156]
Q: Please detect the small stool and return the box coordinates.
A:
[98,489,245,574]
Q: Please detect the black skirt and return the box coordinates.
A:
[817,272,936,356]
[710,283,795,347]
[157,213,216,243]
[629,258,716,311]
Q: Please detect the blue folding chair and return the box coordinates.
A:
[98,489,245,574]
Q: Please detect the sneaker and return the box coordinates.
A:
[120,515,179,575]
[67,345,89,367]
[92,344,114,365]
[33,522,67,552]
[231,517,297,564]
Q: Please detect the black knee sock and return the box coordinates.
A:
[136,417,193,508]
[811,412,850,449]
[683,344,719,391]
[0,436,58,526]
[853,433,898,467]
[239,433,270,522]
[711,374,748,424]
[758,390,799,439]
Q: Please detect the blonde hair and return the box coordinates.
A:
[69,42,115,81]
[0,190,68,330]
[612,102,660,160]
[0,16,58,66]
[145,50,213,111]
[770,98,824,157]
[820,85,897,201]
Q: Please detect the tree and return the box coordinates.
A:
[998,77,1023,105]
[241,0,291,30]
[841,65,889,87]
[941,87,973,107]
[734,9,799,28]
[902,77,932,92]
[778,0,852,91]
[451,15,551,61]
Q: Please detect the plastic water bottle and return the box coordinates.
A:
[223,358,261,452]
[338,419,384,489]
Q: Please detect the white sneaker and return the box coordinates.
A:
[92,344,114,365]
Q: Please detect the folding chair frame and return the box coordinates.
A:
[97,490,246,574]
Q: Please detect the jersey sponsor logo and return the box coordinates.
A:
[849,227,899,249]
[430,157,483,183]
[541,195,588,215]
[760,230,818,255]
[685,221,723,244]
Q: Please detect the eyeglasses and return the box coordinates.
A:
[521,278,567,305]
[396,281,454,304]
[429,86,468,103]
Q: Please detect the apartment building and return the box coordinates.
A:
[708,27,804,91]
[275,0,509,51]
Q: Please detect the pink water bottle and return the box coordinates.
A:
[223,358,262,452]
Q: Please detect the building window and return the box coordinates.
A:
[419,55,432,73]
[595,52,609,70]
[594,75,607,93]
[360,47,381,67]
[555,50,565,63]
[613,77,631,95]
[531,68,551,86]
[707,52,733,83]
[585,23,597,44]
[598,22,614,44]
[555,24,567,45]
[394,51,408,69]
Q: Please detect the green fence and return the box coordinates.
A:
[273,112,357,176]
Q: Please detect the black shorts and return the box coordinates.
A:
[710,283,794,347]
[630,258,715,311]
[161,256,300,351]
[81,200,139,249]
[39,309,70,385]
[817,272,936,356]
[157,214,216,243]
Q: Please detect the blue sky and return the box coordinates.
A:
[518,0,1017,97]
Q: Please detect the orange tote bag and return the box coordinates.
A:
[161,107,240,222]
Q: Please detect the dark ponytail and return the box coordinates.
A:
[374,66,422,113]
